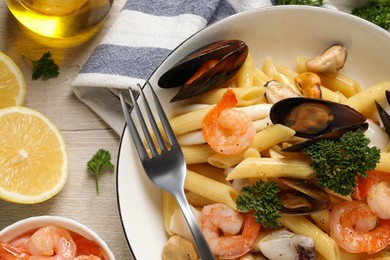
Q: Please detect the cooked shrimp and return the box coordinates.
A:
[199,203,261,259]
[202,88,256,155]
[0,240,29,259]
[330,200,390,254]
[26,225,77,259]
[355,169,390,219]
[367,181,390,219]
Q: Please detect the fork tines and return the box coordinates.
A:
[119,82,176,160]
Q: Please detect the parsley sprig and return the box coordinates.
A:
[236,180,282,229]
[87,149,114,194]
[24,51,59,80]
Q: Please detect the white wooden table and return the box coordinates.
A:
[0,0,134,259]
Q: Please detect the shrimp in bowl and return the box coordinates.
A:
[0,216,114,260]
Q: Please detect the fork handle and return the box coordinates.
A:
[174,190,216,260]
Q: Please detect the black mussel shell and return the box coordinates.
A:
[283,122,369,152]
[375,90,390,136]
[158,39,248,102]
[270,97,366,139]
[278,178,330,215]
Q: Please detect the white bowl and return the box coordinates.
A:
[117,5,390,259]
[0,216,115,260]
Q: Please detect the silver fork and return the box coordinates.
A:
[119,82,215,260]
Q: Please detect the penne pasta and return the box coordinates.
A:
[253,68,271,86]
[250,124,296,151]
[207,152,244,169]
[182,144,215,164]
[342,81,390,113]
[169,106,211,135]
[311,209,331,234]
[187,163,229,185]
[277,64,298,83]
[236,55,254,88]
[226,157,314,180]
[185,191,214,207]
[185,87,267,107]
[162,190,178,236]
[184,169,238,210]
[262,56,278,78]
[319,73,361,98]
[320,86,347,103]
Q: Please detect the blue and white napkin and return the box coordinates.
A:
[71,0,365,135]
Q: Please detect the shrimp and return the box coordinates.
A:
[26,225,77,259]
[367,181,390,219]
[355,170,390,219]
[330,200,390,254]
[202,88,256,155]
[199,203,261,259]
[0,240,29,260]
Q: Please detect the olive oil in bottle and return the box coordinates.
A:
[4,0,113,38]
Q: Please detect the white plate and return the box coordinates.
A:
[117,6,390,259]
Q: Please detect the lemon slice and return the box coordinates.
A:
[0,107,68,204]
[0,51,26,109]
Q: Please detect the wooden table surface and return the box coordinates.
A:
[0,0,134,259]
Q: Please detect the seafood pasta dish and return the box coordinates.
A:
[157,40,390,260]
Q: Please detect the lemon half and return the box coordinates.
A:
[0,51,26,109]
[0,106,68,203]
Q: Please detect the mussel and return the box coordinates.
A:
[270,97,367,152]
[306,44,347,76]
[158,39,248,102]
[375,90,390,136]
[278,178,330,215]
[271,97,366,138]
[265,80,302,104]
[282,122,368,152]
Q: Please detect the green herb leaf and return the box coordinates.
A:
[24,51,59,80]
[352,1,390,30]
[236,180,282,229]
[87,149,114,194]
[303,130,381,196]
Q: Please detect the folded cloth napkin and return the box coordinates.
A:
[72,0,366,135]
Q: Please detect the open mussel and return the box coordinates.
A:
[375,90,390,136]
[278,178,330,215]
[158,39,248,102]
[270,97,366,139]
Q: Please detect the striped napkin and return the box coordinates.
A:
[72,0,364,135]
